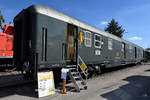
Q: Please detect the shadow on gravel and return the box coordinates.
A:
[0,74,37,99]
[143,63,150,65]
[101,75,150,100]
[0,84,37,99]
[144,69,150,72]
[103,64,137,74]
[89,64,139,78]
[0,73,63,99]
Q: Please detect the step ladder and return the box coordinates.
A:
[67,56,88,92]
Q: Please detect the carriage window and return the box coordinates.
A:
[42,27,47,61]
[122,43,125,52]
[94,34,102,48]
[108,39,113,50]
[129,45,132,53]
[84,31,92,47]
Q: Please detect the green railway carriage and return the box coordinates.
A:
[13,5,144,79]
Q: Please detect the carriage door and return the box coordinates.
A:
[66,24,75,60]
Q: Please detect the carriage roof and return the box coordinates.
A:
[27,5,142,49]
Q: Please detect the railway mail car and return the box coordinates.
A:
[13,5,144,78]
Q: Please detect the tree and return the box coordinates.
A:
[105,18,125,38]
[0,10,5,27]
[146,48,150,51]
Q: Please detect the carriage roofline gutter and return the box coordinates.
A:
[27,5,142,49]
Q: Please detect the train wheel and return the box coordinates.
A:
[95,65,102,75]
[21,61,32,79]
[87,65,95,78]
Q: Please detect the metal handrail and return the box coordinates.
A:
[78,55,88,83]
[78,56,88,69]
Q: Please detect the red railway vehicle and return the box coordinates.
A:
[0,24,14,66]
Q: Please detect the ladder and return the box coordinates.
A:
[67,55,88,92]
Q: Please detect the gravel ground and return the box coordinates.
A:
[1,63,150,100]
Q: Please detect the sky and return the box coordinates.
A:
[0,0,150,48]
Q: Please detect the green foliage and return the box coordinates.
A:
[146,48,150,50]
[105,18,125,38]
[0,10,5,27]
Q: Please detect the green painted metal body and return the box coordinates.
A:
[13,5,144,73]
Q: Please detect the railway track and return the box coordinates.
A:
[0,64,16,72]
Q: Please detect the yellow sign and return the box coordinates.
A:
[38,71,55,98]
[78,32,83,42]
[81,64,86,71]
